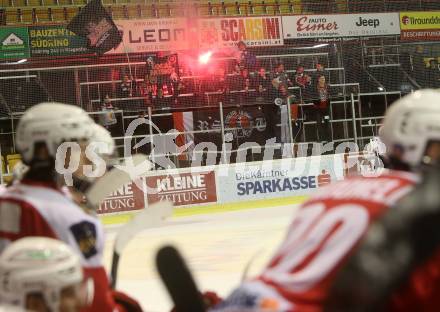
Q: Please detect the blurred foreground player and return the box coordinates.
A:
[0,102,141,311]
[325,106,440,309]
[209,89,440,311]
[0,237,92,312]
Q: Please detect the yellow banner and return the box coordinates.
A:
[400,12,440,30]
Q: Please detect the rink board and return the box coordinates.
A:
[100,195,308,225]
[98,153,350,225]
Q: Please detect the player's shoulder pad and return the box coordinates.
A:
[0,199,22,234]
[70,220,98,259]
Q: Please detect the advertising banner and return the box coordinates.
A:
[111,18,194,54]
[95,153,346,215]
[146,171,217,206]
[282,13,400,39]
[0,27,30,59]
[198,16,284,49]
[191,105,270,147]
[29,25,90,57]
[400,12,440,41]
[216,155,344,202]
[97,181,145,214]
[344,152,384,177]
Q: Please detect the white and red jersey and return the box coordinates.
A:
[213,170,420,312]
[0,180,120,312]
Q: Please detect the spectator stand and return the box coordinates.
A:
[3,1,440,27]
[1,37,428,170]
[0,63,372,170]
[77,51,354,148]
[0,73,50,159]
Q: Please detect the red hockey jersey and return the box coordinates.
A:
[0,180,120,312]
[214,170,425,311]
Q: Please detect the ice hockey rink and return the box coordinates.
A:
[103,204,300,311]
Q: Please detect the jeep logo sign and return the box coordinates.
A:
[356,17,380,28]
[283,13,400,39]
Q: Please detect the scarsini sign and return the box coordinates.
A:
[198,16,284,48]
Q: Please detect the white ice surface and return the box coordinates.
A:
[103,204,300,312]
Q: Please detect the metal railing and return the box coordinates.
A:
[0,88,391,180]
[106,83,390,169]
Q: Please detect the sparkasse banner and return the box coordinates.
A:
[216,155,344,202]
[282,13,400,39]
[400,12,440,41]
[198,16,284,49]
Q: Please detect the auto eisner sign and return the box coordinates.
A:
[282,13,400,39]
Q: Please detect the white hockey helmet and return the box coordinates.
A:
[0,305,25,312]
[0,237,93,311]
[380,89,440,168]
[90,123,115,156]
[16,102,96,164]
[11,161,28,182]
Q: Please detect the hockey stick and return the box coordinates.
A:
[156,245,206,312]
[240,247,265,282]
[110,200,173,289]
[82,154,173,288]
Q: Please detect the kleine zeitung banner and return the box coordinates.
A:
[97,181,145,214]
[282,13,400,39]
[146,171,217,207]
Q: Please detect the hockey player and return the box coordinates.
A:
[0,102,141,311]
[0,237,92,312]
[208,89,440,311]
